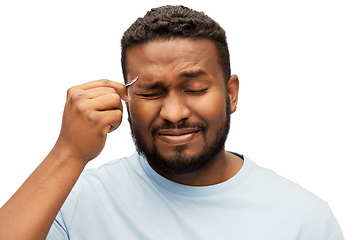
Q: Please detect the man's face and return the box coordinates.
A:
[126,38,235,175]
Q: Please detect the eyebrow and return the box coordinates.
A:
[136,69,207,90]
[179,69,207,78]
[137,81,164,90]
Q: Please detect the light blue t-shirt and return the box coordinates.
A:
[46,152,344,239]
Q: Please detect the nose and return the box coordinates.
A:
[159,92,191,123]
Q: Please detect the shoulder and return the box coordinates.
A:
[83,152,141,176]
[59,153,144,215]
[248,157,322,198]
[244,156,329,216]
[242,157,342,237]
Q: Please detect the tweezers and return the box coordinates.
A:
[125,76,139,88]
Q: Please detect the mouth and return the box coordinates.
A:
[156,129,200,145]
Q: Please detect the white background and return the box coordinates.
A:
[0,0,359,238]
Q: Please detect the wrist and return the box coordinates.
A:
[48,142,89,171]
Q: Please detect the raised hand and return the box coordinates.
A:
[54,79,130,162]
[0,79,131,240]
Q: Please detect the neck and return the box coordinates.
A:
[152,150,243,186]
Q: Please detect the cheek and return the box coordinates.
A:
[128,101,159,130]
[188,92,227,125]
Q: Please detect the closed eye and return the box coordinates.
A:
[185,89,208,95]
[136,92,164,99]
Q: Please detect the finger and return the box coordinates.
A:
[82,87,117,99]
[98,109,123,133]
[89,93,123,112]
[70,79,131,102]
[68,87,117,104]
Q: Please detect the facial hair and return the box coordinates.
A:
[129,98,231,175]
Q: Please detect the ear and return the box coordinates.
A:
[227,74,239,114]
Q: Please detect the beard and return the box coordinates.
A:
[129,98,231,175]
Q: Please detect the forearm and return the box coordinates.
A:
[0,79,128,240]
[0,147,87,240]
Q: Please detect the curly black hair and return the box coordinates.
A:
[121,5,231,84]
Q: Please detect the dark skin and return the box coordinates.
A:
[0,38,241,239]
[126,38,242,186]
[0,80,131,240]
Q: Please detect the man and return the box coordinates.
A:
[0,5,343,240]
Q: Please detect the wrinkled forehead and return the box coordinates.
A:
[124,38,223,83]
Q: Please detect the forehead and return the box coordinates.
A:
[125,38,223,82]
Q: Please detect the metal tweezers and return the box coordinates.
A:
[125,76,139,88]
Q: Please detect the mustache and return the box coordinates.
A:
[151,121,207,135]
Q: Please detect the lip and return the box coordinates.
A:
[156,129,200,145]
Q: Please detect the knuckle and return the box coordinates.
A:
[99,79,112,87]
[111,93,122,102]
[75,100,88,113]
[107,94,122,108]
[108,109,122,122]
[114,109,123,119]
[107,87,117,94]
[66,87,75,99]
[87,111,100,123]
[69,91,84,103]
